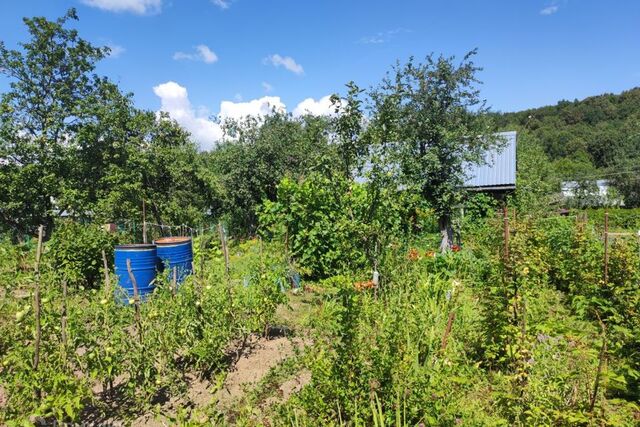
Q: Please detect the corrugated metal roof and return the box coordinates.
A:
[464,131,517,189]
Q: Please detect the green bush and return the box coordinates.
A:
[48,221,116,288]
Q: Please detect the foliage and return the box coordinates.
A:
[259,172,421,278]
[365,50,499,250]
[496,87,640,207]
[0,8,108,233]
[48,221,115,288]
[209,112,334,235]
[0,234,289,424]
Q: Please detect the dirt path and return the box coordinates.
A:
[216,334,307,411]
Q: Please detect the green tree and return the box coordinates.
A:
[330,81,366,179]
[0,9,108,233]
[210,112,334,235]
[367,50,498,251]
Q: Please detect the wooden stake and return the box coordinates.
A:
[604,212,609,284]
[61,278,68,353]
[33,225,44,398]
[142,200,147,244]
[440,311,456,351]
[590,318,607,412]
[503,206,510,263]
[218,222,230,277]
[172,266,177,297]
[102,249,111,295]
[126,258,142,343]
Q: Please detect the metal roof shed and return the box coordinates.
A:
[464,131,517,192]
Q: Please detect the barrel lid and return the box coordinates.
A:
[154,237,192,245]
[115,244,157,250]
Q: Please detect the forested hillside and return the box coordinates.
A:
[496,88,640,205]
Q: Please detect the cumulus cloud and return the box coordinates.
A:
[81,0,161,14]
[540,5,559,15]
[264,54,304,75]
[154,81,338,150]
[153,81,223,150]
[173,45,218,64]
[220,97,286,119]
[106,44,125,58]
[293,95,339,117]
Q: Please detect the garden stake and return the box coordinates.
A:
[126,258,143,344]
[590,316,607,412]
[218,222,230,277]
[102,249,111,294]
[61,278,68,357]
[33,225,44,397]
[440,311,456,351]
[172,266,177,297]
[604,211,609,284]
[142,199,147,244]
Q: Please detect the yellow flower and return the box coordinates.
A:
[522,267,530,276]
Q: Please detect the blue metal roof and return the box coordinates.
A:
[464,131,517,189]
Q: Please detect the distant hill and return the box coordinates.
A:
[494,87,640,206]
[495,87,640,170]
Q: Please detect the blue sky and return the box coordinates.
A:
[1,0,639,148]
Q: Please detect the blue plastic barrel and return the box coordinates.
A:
[154,237,193,284]
[114,244,159,302]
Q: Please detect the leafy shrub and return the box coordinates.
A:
[48,221,116,288]
[259,173,419,279]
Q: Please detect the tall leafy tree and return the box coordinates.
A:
[0,8,108,233]
[368,50,498,250]
[210,112,334,235]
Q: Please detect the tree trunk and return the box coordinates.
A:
[439,215,453,253]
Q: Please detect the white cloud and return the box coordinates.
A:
[219,97,286,119]
[81,0,161,14]
[153,81,223,150]
[154,82,338,150]
[106,44,125,58]
[197,45,218,63]
[264,54,304,75]
[211,0,231,9]
[262,82,274,93]
[540,5,559,15]
[173,45,218,64]
[293,95,341,117]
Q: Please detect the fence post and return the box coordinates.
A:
[604,211,609,284]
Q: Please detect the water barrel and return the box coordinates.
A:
[154,237,193,284]
[114,244,158,302]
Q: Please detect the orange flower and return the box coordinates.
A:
[425,250,436,258]
[407,248,420,261]
[451,245,461,252]
[354,280,375,291]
